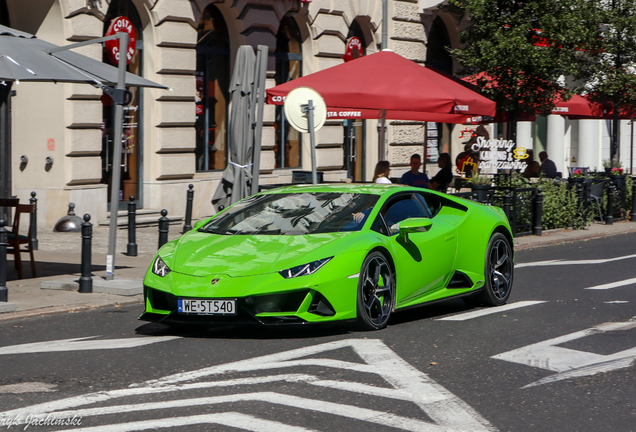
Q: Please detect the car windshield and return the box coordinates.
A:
[202,192,379,235]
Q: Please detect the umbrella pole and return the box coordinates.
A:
[307,100,318,185]
[378,111,387,161]
[106,32,128,280]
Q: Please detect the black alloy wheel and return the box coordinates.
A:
[480,232,514,306]
[356,251,395,330]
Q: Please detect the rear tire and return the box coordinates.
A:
[355,252,395,330]
[479,233,514,306]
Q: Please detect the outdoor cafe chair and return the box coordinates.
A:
[2,201,36,279]
[589,180,609,223]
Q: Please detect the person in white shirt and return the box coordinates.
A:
[373,161,392,184]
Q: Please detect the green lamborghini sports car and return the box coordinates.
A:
[140,184,514,330]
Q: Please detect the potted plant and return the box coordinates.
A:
[469,173,492,202]
[603,159,612,173]
[610,164,626,190]
[568,168,586,185]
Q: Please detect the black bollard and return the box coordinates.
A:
[576,182,585,208]
[29,191,38,250]
[503,189,512,223]
[79,214,93,293]
[127,196,138,256]
[533,187,543,236]
[631,177,636,222]
[0,220,8,302]
[158,209,169,249]
[606,183,615,225]
[183,184,194,234]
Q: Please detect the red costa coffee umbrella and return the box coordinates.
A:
[552,94,636,119]
[266,50,496,123]
[552,95,608,118]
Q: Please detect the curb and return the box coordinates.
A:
[515,225,636,250]
[0,297,143,322]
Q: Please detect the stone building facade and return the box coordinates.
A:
[4,0,440,229]
[8,0,622,231]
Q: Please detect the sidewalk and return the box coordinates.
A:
[1,220,636,321]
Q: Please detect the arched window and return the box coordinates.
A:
[274,16,302,169]
[195,5,230,172]
[101,0,143,210]
[426,16,452,74]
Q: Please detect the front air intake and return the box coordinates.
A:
[308,292,335,316]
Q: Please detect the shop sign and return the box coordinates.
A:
[471,137,528,170]
[327,110,362,118]
[342,37,364,62]
[104,16,137,65]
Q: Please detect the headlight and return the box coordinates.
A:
[279,257,332,279]
[152,256,171,277]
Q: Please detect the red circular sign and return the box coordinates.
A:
[342,37,364,62]
[104,16,137,65]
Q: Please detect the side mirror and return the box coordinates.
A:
[194,219,207,230]
[398,218,432,242]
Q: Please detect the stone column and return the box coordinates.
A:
[578,119,598,170]
[547,114,566,175]
[517,121,533,149]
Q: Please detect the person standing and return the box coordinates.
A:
[429,153,453,191]
[400,154,429,188]
[373,161,392,184]
[539,151,558,178]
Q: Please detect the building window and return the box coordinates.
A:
[425,16,452,75]
[0,0,8,26]
[274,16,302,169]
[195,5,230,172]
[101,0,143,209]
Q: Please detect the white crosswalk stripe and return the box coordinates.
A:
[436,301,547,321]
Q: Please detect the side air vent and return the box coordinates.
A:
[447,271,474,289]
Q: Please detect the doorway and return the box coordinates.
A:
[101,0,143,211]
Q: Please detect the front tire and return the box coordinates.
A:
[356,252,395,330]
[479,233,514,306]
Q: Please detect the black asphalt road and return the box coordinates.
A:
[1,233,635,431]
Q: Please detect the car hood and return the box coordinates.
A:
[167,231,359,277]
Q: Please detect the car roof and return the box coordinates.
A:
[259,183,421,196]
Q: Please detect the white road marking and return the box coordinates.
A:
[43,392,462,432]
[493,321,636,388]
[436,301,547,321]
[59,412,314,432]
[584,277,636,290]
[604,300,629,304]
[516,253,636,268]
[0,336,179,355]
[0,339,498,432]
[0,382,57,394]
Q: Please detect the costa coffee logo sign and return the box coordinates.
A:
[342,37,364,62]
[104,16,137,65]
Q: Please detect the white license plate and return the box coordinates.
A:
[177,299,236,315]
